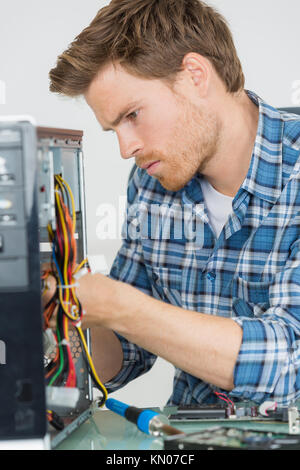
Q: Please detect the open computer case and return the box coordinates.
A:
[0,117,93,449]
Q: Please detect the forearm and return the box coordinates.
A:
[104,283,243,391]
[90,326,123,384]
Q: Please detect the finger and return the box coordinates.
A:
[42,274,57,308]
[41,262,54,275]
[80,313,89,330]
[48,304,59,329]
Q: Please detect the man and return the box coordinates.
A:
[47,0,300,405]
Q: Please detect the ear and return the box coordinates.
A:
[182,53,211,96]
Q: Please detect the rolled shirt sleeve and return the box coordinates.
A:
[230,239,300,405]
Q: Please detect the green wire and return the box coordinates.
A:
[48,326,64,387]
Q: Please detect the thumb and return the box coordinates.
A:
[42,273,57,308]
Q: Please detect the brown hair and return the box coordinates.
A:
[49,0,245,97]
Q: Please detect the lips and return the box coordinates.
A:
[146,161,160,176]
[140,161,160,170]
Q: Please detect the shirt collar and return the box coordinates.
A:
[182,90,285,206]
[239,90,284,204]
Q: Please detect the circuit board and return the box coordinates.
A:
[164,426,300,450]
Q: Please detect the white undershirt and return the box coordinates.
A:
[200,177,234,238]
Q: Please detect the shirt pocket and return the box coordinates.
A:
[145,264,183,307]
[231,276,270,318]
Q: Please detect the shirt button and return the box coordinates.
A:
[207,271,216,282]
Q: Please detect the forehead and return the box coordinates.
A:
[84,62,175,123]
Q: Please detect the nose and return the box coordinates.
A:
[117,130,143,160]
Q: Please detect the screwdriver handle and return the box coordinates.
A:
[106,398,162,434]
[105,397,129,417]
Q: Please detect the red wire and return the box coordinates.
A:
[55,224,64,267]
[63,318,77,388]
[46,182,80,389]
[214,391,235,407]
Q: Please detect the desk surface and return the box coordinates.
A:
[54,408,293,451]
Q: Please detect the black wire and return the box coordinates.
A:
[55,304,70,387]
[44,290,58,311]
[78,340,106,407]
[47,176,104,399]
[55,188,75,276]
[55,176,71,217]
[74,299,106,405]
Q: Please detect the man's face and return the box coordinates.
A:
[85,63,220,191]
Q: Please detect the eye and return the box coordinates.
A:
[127,110,139,121]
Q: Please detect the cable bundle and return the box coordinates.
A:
[214,391,235,408]
[43,174,107,409]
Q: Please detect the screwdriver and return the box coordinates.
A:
[105,398,184,437]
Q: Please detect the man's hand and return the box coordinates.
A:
[42,272,57,308]
[41,263,58,329]
[40,263,125,383]
[75,272,126,330]
[41,262,125,331]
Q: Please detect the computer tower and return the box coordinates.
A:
[0,117,47,445]
[37,125,93,447]
[0,117,93,449]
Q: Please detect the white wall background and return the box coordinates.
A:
[1,0,300,407]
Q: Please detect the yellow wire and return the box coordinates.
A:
[47,222,54,240]
[59,290,79,321]
[50,174,107,404]
[63,312,70,343]
[54,182,80,321]
[74,258,89,274]
[55,183,70,310]
[56,175,81,309]
[76,326,108,405]
[56,175,76,232]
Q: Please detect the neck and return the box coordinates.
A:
[200,90,259,197]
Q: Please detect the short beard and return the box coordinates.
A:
[158,96,221,191]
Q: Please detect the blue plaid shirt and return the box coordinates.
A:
[105,90,300,406]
